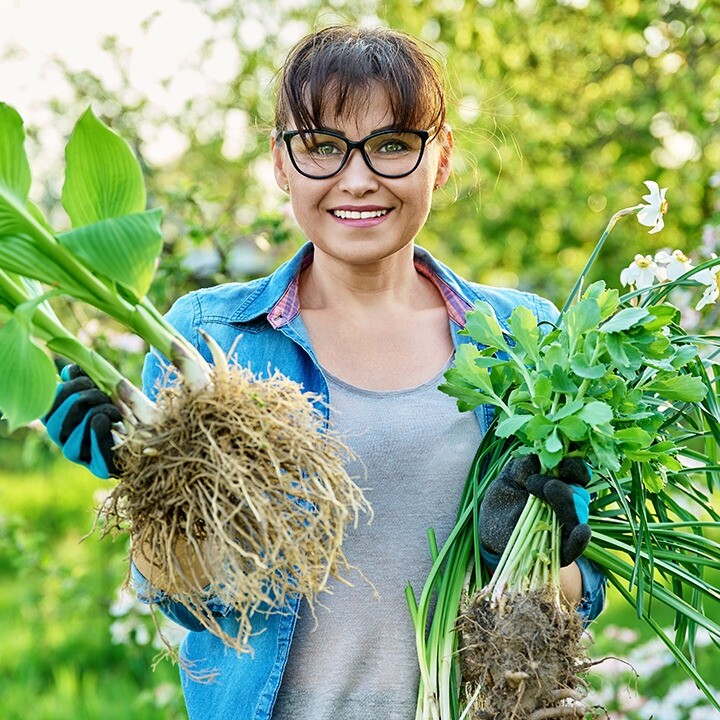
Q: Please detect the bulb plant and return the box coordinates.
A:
[0,102,370,654]
[407,183,720,720]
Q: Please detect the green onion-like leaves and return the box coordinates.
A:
[0,315,56,432]
[57,209,163,299]
[62,107,146,227]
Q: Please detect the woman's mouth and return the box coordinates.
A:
[331,208,388,219]
[329,207,392,226]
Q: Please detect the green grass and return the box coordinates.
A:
[1,445,717,719]
[0,453,187,720]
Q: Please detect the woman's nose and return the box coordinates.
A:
[336,148,380,195]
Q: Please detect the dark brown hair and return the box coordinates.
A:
[274,25,446,138]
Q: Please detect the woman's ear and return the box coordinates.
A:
[434,125,454,189]
[271,132,290,191]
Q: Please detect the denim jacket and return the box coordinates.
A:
[132,242,606,720]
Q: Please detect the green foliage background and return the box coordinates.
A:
[2,0,720,717]
[26,0,719,321]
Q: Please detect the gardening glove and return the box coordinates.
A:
[42,364,122,479]
[479,454,591,568]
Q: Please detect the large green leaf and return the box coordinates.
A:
[463,301,508,350]
[508,305,539,361]
[563,297,602,349]
[0,104,34,239]
[62,107,146,227]
[644,373,708,403]
[495,413,533,438]
[0,316,57,432]
[578,400,613,426]
[0,103,31,201]
[57,209,163,299]
[0,233,83,290]
[570,354,607,379]
[599,306,650,333]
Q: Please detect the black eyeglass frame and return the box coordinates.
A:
[279,128,431,180]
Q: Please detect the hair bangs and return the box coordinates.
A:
[275,26,445,137]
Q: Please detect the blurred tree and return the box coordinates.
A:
[22,0,720,313]
[388,0,720,302]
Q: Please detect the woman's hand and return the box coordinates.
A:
[479,454,592,568]
[42,364,121,479]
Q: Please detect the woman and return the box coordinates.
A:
[45,25,605,720]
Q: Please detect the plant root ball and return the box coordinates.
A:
[458,588,592,720]
[104,366,370,652]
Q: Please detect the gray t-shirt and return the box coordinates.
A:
[271,359,483,720]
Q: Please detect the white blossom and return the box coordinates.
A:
[637,180,669,234]
[696,281,719,311]
[694,253,719,311]
[654,249,694,280]
[620,254,667,289]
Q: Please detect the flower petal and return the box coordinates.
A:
[620,266,634,286]
[696,282,719,311]
[637,206,660,227]
[637,267,658,288]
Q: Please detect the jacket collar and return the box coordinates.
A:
[226,242,485,328]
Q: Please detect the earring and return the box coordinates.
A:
[283,184,289,192]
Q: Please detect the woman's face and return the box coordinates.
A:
[272,84,453,267]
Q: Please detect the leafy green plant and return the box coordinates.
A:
[0,102,369,655]
[0,102,201,430]
[408,190,720,719]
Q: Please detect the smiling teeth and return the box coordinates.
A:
[332,209,388,219]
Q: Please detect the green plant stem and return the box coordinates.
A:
[559,204,643,319]
[2,196,211,386]
[488,496,549,601]
[507,347,536,395]
[0,269,156,424]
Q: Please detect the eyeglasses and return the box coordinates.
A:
[279,128,430,180]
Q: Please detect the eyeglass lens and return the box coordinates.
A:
[287,131,425,178]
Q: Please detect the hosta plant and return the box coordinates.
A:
[0,102,370,655]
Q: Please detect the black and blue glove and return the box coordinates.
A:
[479,454,591,568]
[43,364,122,479]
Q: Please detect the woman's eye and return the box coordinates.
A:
[378,140,409,154]
[310,142,342,156]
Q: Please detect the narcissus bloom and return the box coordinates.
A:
[655,249,694,281]
[620,254,667,289]
[637,180,669,234]
[695,254,719,311]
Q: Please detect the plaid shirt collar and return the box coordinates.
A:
[267,247,471,329]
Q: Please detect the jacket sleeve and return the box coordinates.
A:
[130,562,235,632]
[575,555,607,626]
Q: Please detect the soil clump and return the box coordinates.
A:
[458,587,592,719]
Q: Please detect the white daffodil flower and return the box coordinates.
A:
[693,253,719,286]
[620,254,667,289]
[637,180,669,234]
[696,280,719,311]
[695,254,719,310]
[654,249,694,281]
